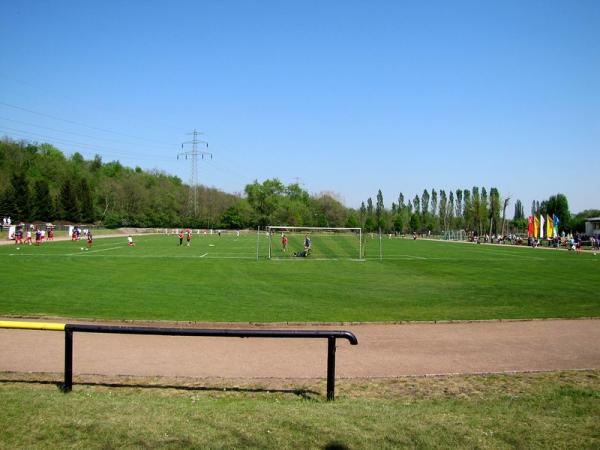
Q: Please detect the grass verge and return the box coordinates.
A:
[1,370,598,449]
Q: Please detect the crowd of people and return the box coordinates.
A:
[465,229,598,252]
[10,223,55,246]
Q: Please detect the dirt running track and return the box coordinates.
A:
[0,318,599,379]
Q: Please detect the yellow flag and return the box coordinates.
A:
[547,214,553,238]
[534,216,539,238]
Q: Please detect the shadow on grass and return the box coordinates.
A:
[0,378,321,400]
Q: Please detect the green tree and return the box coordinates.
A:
[421,189,430,216]
[244,178,285,226]
[366,198,374,217]
[59,178,80,222]
[375,189,384,230]
[78,178,95,223]
[221,205,246,229]
[540,194,571,232]
[409,213,421,232]
[463,189,472,231]
[488,187,501,235]
[9,171,31,221]
[439,190,448,232]
[448,191,455,229]
[480,187,489,235]
[359,202,367,227]
[345,211,360,228]
[31,179,53,221]
[513,199,525,220]
[455,190,463,228]
[393,214,403,233]
[471,187,480,233]
[412,195,420,216]
[0,183,18,219]
[397,193,405,210]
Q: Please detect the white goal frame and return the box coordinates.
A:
[266,226,363,260]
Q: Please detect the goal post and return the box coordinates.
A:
[266,226,363,260]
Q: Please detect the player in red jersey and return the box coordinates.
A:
[281,234,288,252]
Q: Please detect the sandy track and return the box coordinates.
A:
[1,318,598,379]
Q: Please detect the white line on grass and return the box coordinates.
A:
[67,246,123,256]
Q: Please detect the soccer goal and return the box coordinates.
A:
[442,230,466,241]
[266,226,363,260]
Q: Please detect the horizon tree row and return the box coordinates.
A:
[0,137,594,233]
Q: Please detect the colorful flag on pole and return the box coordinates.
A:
[553,214,559,237]
[540,215,545,239]
[528,216,534,237]
[534,216,540,238]
[547,214,553,238]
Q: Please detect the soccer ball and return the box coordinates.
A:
[16,247,20,250]
[80,247,84,250]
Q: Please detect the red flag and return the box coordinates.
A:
[528,216,534,237]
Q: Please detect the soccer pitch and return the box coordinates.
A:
[0,233,599,322]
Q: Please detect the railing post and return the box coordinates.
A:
[61,328,73,392]
[326,336,336,401]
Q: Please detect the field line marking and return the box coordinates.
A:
[68,246,123,256]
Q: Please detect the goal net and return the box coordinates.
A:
[266,226,363,260]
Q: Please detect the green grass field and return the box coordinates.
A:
[1,371,598,449]
[1,232,598,322]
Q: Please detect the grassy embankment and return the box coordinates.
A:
[0,371,598,449]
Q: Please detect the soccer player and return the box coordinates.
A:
[186,229,191,246]
[304,234,311,254]
[178,230,184,246]
[15,227,23,244]
[25,228,32,245]
[35,228,42,246]
[282,234,288,252]
[128,235,135,246]
[87,231,93,248]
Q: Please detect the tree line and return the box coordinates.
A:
[0,137,593,233]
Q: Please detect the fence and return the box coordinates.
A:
[0,321,358,400]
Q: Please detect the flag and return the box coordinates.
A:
[528,216,534,237]
[540,215,545,238]
[534,216,539,238]
[553,214,559,237]
[547,214,553,238]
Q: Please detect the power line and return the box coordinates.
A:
[0,127,173,162]
[0,101,174,147]
[0,115,173,151]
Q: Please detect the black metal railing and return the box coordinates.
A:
[63,324,358,400]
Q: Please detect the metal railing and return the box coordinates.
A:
[0,321,358,400]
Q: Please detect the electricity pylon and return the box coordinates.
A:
[177,129,212,217]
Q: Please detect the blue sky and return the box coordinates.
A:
[1,0,598,214]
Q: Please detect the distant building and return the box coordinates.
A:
[585,217,600,236]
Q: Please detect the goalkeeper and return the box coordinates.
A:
[304,234,312,255]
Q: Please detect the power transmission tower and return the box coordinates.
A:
[177,129,212,217]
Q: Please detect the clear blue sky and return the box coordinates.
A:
[1,0,598,214]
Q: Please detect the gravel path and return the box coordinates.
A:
[1,318,598,379]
